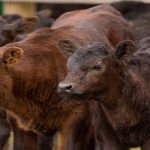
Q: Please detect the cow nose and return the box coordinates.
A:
[58,82,73,93]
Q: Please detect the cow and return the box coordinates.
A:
[58,37,150,149]
[0,31,102,150]
[2,9,54,29]
[0,16,39,46]
[0,16,52,150]
[0,4,134,150]
[112,1,150,40]
[1,14,22,24]
[52,4,134,50]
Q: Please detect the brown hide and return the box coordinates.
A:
[0,16,51,150]
[52,4,134,49]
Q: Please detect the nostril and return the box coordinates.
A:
[65,85,72,90]
[58,82,77,94]
[58,83,73,91]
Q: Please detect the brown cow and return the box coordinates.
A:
[0,31,99,150]
[0,16,52,150]
[0,4,133,150]
[52,4,134,50]
[59,37,150,149]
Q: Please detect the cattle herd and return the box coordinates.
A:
[0,2,149,150]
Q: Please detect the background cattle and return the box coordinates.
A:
[59,38,150,149]
[37,1,150,41]
[0,16,39,46]
[52,4,134,49]
[2,9,54,28]
[112,1,150,40]
[0,4,134,150]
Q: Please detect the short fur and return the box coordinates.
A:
[60,37,150,149]
[0,16,51,150]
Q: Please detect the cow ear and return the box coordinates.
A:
[12,16,39,34]
[115,40,136,59]
[2,47,24,65]
[57,39,78,56]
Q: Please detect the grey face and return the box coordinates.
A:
[58,42,114,96]
[58,39,136,102]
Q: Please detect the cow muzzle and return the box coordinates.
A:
[58,82,79,95]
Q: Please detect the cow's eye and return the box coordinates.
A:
[93,64,102,70]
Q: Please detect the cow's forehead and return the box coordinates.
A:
[73,42,111,60]
[75,42,111,58]
[68,42,112,70]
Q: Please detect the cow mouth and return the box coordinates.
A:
[60,90,96,101]
[58,82,84,95]
[66,88,83,95]
[59,88,83,96]
[58,82,97,100]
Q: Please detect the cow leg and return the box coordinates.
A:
[0,110,11,149]
[96,105,128,150]
[38,135,53,150]
[59,112,98,150]
[7,115,38,150]
[13,129,38,150]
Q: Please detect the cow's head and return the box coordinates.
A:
[0,16,39,46]
[58,39,135,99]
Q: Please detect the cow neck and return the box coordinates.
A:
[100,62,146,131]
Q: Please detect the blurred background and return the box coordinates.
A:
[0,0,150,18]
[0,0,150,40]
